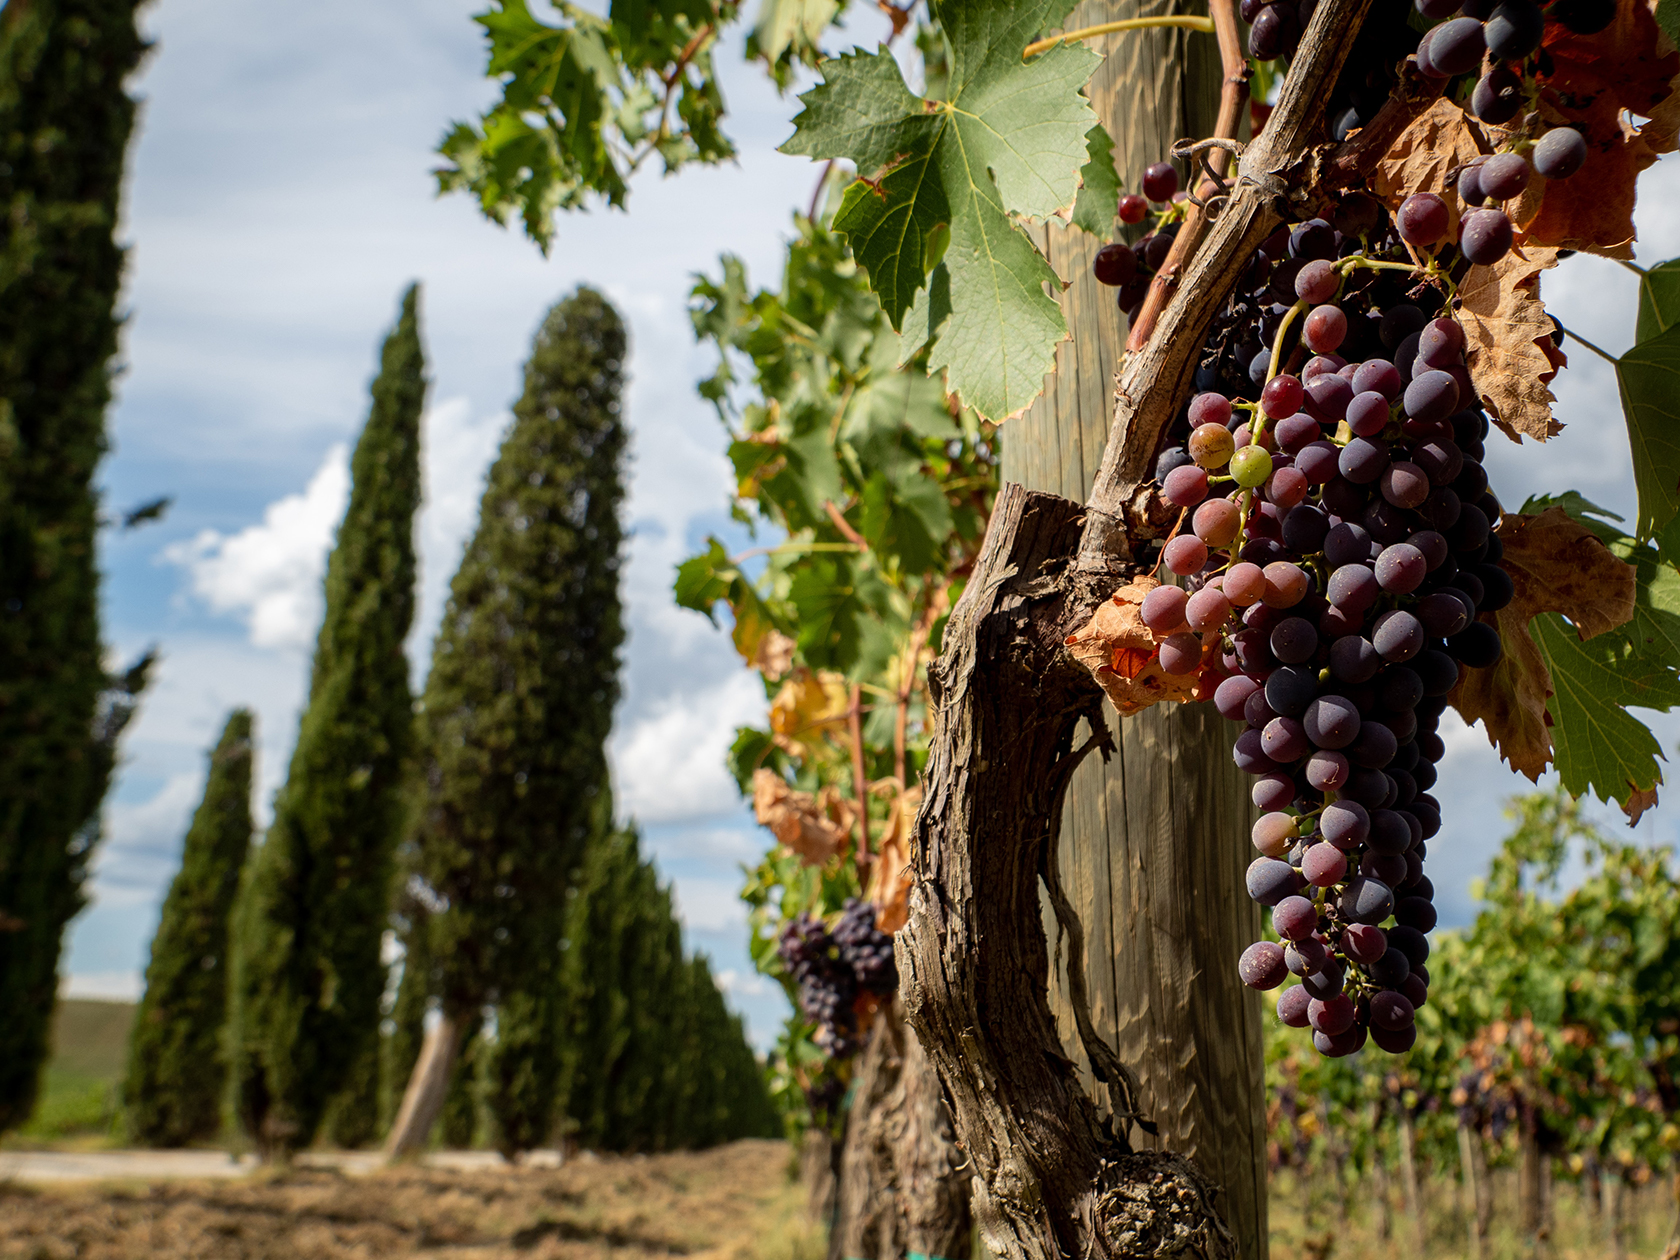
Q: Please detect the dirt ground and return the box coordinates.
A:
[0,1139,816,1260]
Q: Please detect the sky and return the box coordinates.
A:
[64,0,1680,1050]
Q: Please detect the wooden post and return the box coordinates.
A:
[1005,3,1265,1256]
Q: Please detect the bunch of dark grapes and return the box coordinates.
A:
[777,900,898,1068]
[1141,195,1513,1058]
[1092,161,1186,322]
[777,913,860,1057]
[833,897,898,995]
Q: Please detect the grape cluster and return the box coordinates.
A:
[1144,197,1511,1058]
[777,900,898,1061]
[833,897,899,995]
[1092,161,1187,322]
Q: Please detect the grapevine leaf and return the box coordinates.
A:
[1533,612,1680,816]
[1616,318,1680,546]
[782,0,1100,421]
[753,767,851,866]
[1065,577,1217,716]
[1457,245,1564,443]
[1373,96,1487,248]
[1069,123,1120,239]
[1660,0,1680,55]
[1635,257,1680,342]
[1452,509,1636,778]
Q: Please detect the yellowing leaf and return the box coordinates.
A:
[768,668,851,760]
[752,769,854,866]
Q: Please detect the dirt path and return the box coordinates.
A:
[0,1147,562,1183]
[0,1139,810,1260]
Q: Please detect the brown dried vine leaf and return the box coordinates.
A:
[1373,95,1490,242]
[1457,246,1564,443]
[1516,0,1680,257]
[752,768,853,866]
[767,668,850,758]
[868,783,921,934]
[1065,576,1211,716]
[1450,509,1636,777]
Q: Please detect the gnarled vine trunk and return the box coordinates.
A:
[895,0,1430,1254]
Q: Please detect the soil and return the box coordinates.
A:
[0,1139,813,1260]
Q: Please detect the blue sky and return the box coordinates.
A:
[68,0,1680,1048]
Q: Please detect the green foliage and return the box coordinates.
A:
[437,0,741,251]
[232,286,427,1155]
[123,711,255,1147]
[1616,260,1680,553]
[1069,124,1121,240]
[1518,493,1680,813]
[413,287,627,1156]
[0,0,151,1136]
[782,0,1101,420]
[557,826,777,1150]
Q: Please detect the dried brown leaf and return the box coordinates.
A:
[1373,96,1491,244]
[1450,508,1637,777]
[1457,246,1564,443]
[1623,782,1660,825]
[751,769,853,866]
[867,783,920,934]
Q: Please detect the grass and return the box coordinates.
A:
[2,999,134,1149]
[1268,1167,1679,1260]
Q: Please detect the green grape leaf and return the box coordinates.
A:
[1616,322,1680,549]
[1635,257,1680,343]
[1069,123,1120,239]
[1534,611,1680,812]
[1657,0,1680,76]
[782,0,1099,421]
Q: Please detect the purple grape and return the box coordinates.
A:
[1533,127,1588,180]
[1429,16,1486,74]
[1239,940,1290,989]
[1485,0,1544,60]
[1277,984,1312,1026]
[1403,369,1460,423]
[1339,436,1390,484]
[1461,208,1514,266]
[1374,542,1426,593]
[1304,695,1361,749]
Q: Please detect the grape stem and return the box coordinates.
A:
[1023,14,1215,58]
[1558,324,1619,366]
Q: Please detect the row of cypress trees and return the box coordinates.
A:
[117,286,777,1154]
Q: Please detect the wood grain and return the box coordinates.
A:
[1000,2,1267,1256]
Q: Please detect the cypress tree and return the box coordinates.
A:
[122,710,255,1146]
[232,285,426,1156]
[0,0,150,1135]
[556,826,776,1151]
[388,286,627,1156]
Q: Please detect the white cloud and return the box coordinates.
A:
[670,875,752,934]
[163,444,349,649]
[91,770,205,904]
[611,670,768,823]
[714,969,777,1001]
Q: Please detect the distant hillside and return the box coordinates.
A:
[3,999,136,1145]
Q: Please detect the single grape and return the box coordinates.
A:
[1323,521,1372,567]
[1159,631,1203,675]
[1252,813,1300,859]
[1230,445,1274,488]
[1367,808,1413,856]
[1261,561,1310,608]
[1430,16,1487,74]
[1306,749,1350,790]
[1285,937,1329,976]
[1186,585,1233,632]
[1390,925,1431,967]
[1397,193,1450,246]
[1155,446,1193,482]
[1275,413,1321,455]
[1295,258,1340,303]
[1447,620,1503,668]
[1397,896,1438,933]
[1303,304,1348,353]
[1270,616,1318,664]
[1364,850,1409,887]
[1244,685,1279,728]
[1305,372,1353,421]
[1283,503,1331,552]
[1162,464,1211,508]
[1458,161,1487,208]
[1339,876,1394,925]
[1215,674,1262,720]
[1478,152,1530,201]
[1194,498,1241,546]
[1329,635,1381,684]
[1302,842,1348,887]
[1141,584,1189,634]
[1327,563,1380,613]
[1189,422,1236,469]
[1371,1023,1418,1054]
[1379,305,1426,350]
[1277,984,1312,1027]
[1372,609,1424,662]
[1239,940,1289,989]
[1472,65,1524,125]
[1253,773,1296,812]
[1260,374,1305,421]
[1403,369,1460,423]
[1273,895,1319,941]
[1301,959,1346,1000]
[1308,993,1356,1036]
[1460,208,1514,266]
[1143,232,1174,270]
[1339,436,1390,485]
[1188,391,1234,426]
[1417,316,1465,368]
[1346,390,1390,437]
[1225,562,1267,606]
[1413,441,1464,487]
[1093,242,1138,286]
[1370,990,1416,1032]
[1118,193,1149,224]
[1304,694,1361,749]
[1266,466,1310,509]
[1477,562,1515,612]
[1351,358,1403,400]
[1533,127,1588,180]
[1142,161,1180,203]
[1342,922,1387,964]
[1415,25,1446,78]
[1265,664,1319,718]
[1163,533,1209,576]
[1485,0,1544,60]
